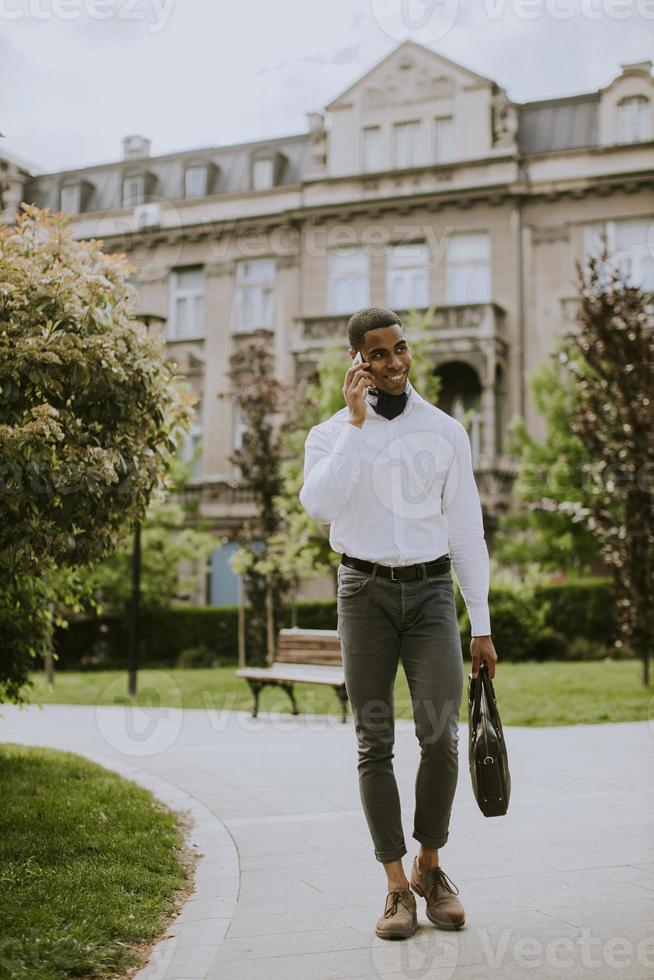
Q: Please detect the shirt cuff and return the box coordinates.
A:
[333,421,364,455]
[468,606,491,638]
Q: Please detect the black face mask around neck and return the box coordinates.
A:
[371,385,408,421]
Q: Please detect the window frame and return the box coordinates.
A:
[252,157,275,191]
[361,125,383,172]
[584,217,654,291]
[385,242,430,310]
[60,184,82,214]
[231,257,276,332]
[122,175,146,209]
[168,266,205,341]
[616,95,652,145]
[180,401,203,479]
[434,115,455,163]
[326,246,370,315]
[445,231,492,306]
[393,120,423,170]
[184,165,208,199]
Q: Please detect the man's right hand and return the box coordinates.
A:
[343,359,375,427]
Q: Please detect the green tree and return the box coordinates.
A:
[564,240,653,686]
[219,330,295,665]
[0,205,193,702]
[493,346,601,573]
[74,451,218,617]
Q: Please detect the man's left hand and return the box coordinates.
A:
[470,635,498,680]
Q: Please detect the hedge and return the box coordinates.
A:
[52,577,627,669]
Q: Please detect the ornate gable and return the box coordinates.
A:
[325,40,493,112]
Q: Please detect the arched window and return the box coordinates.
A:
[435,361,482,466]
[616,96,652,144]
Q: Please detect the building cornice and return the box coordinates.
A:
[65,169,654,252]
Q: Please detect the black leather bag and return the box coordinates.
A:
[467,662,511,816]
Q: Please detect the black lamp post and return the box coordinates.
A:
[128,312,166,698]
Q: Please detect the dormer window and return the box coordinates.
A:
[252,158,274,190]
[184,165,208,199]
[122,175,145,208]
[58,178,92,214]
[60,183,81,214]
[616,95,652,144]
[250,150,286,191]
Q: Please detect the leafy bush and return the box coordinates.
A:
[534,577,618,648]
[529,629,569,661]
[458,586,543,662]
[176,645,219,669]
[51,576,627,669]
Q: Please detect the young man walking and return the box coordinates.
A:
[299,307,498,940]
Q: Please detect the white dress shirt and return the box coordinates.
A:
[299,378,491,637]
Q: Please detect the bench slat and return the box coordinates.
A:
[236,665,344,685]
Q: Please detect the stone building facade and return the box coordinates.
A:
[3,40,653,604]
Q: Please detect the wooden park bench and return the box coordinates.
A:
[235,627,349,723]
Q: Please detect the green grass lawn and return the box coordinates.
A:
[0,744,194,980]
[26,659,652,726]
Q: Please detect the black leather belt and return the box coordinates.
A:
[341,553,451,582]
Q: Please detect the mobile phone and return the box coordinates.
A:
[352,351,377,393]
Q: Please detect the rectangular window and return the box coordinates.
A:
[327,246,370,315]
[445,232,492,304]
[60,184,81,213]
[232,403,249,480]
[122,176,145,208]
[180,402,203,479]
[584,217,654,290]
[169,267,205,339]
[184,166,207,199]
[386,243,429,309]
[252,158,274,190]
[361,126,383,172]
[232,258,276,331]
[393,121,423,169]
[617,97,652,144]
[434,116,455,163]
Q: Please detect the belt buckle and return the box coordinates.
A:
[389,565,397,581]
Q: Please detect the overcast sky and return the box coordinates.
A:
[1,0,652,173]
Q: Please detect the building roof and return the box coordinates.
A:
[20,44,650,211]
[26,132,312,212]
[518,93,599,154]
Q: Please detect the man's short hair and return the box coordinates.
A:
[347,307,403,351]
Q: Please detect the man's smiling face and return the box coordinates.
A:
[349,323,413,396]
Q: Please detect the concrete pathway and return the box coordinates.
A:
[2,696,653,980]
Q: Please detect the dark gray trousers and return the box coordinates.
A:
[336,559,464,864]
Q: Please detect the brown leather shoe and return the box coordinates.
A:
[375,887,418,940]
[410,857,465,930]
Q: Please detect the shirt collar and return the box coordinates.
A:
[365,377,416,417]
